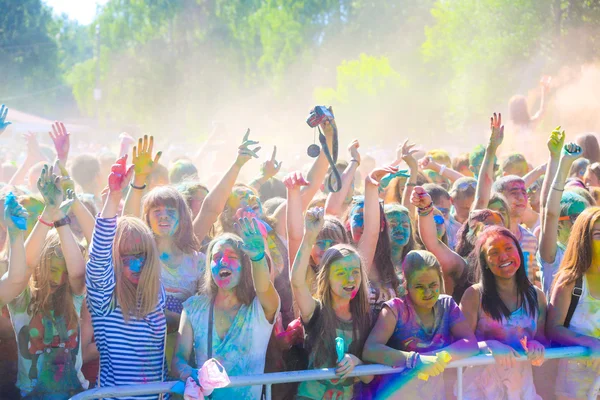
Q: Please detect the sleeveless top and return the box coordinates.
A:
[569,274,600,339]
[461,287,541,400]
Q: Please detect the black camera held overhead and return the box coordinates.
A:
[306,105,341,193]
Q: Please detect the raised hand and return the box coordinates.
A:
[379,169,410,190]
[561,142,583,164]
[396,139,418,169]
[49,121,70,162]
[37,165,63,208]
[367,165,400,186]
[235,217,266,261]
[108,155,134,194]
[260,146,282,179]
[3,192,28,232]
[489,112,504,149]
[348,139,360,164]
[59,189,77,216]
[235,129,261,167]
[540,75,552,91]
[319,106,336,138]
[55,160,75,194]
[304,207,325,240]
[547,126,566,157]
[410,186,432,209]
[283,171,309,191]
[23,132,43,162]
[418,155,438,171]
[0,104,11,134]
[132,135,162,177]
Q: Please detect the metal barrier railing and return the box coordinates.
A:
[70,346,600,400]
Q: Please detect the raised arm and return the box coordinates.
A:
[360,165,399,271]
[523,163,546,189]
[539,127,565,230]
[539,141,581,264]
[290,208,324,323]
[0,104,12,135]
[56,189,87,296]
[397,140,419,215]
[249,146,283,192]
[56,161,96,244]
[237,217,280,323]
[86,156,134,316]
[418,156,464,184]
[325,140,360,218]
[285,172,310,268]
[25,164,64,269]
[473,113,503,210]
[411,186,466,295]
[9,132,44,186]
[271,116,335,236]
[531,76,550,124]
[49,121,70,165]
[193,130,260,242]
[122,135,162,217]
[0,193,29,307]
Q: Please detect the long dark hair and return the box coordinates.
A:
[345,197,401,292]
[474,226,537,321]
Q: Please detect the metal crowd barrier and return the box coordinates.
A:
[70,346,600,400]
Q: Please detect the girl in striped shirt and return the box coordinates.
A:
[86,156,168,400]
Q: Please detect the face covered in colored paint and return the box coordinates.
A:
[210,241,242,290]
[591,221,600,269]
[488,200,511,230]
[189,188,209,218]
[483,234,521,280]
[311,238,335,266]
[148,205,180,237]
[407,269,441,310]
[349,201,364,242]
[227,188,263,219]
[49,255,67,293]
[502,180,528,219]
[121,253,146,285]
[328,254,361,301]
[387,211,411,247]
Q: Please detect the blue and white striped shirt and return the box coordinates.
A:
[86,216,168,400]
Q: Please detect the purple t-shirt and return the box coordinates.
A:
[384,294,464,353]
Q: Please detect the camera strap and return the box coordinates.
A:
[318,123,342,193]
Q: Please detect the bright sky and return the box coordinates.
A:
[44,0,109,25]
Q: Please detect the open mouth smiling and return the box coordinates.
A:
[218,268,232,279]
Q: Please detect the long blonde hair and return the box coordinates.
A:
[28,231,82,329]
[113,217,161,321]
[311,244,371,368]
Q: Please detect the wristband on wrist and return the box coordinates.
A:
[54,215,71,228]
[350,158,360,166]
[552,186,564,192]
[37,216,54,228]
[250,252,266,262]
[406,182,417,187]
[130,182,147,190]
[439,165,447,176]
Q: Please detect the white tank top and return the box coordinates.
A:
[569,275,600,339]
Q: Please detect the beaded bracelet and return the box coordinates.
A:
[417,202,434,217]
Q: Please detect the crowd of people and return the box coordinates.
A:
[1,100,600,400]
